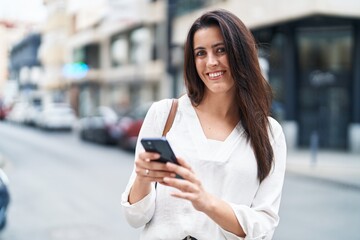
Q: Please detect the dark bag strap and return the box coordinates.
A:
[162,99,178,137]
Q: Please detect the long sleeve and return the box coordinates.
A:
[223,119,287,240]
[121,99,173,228]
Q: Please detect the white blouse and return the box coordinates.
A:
[121,94,287,240]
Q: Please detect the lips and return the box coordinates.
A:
[208,71,224,79]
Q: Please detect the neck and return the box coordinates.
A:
[198,92,238,118]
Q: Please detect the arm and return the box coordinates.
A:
[163,158,246,237]
[202,196,246,237]
[234,129,286,239]
[128,151,176,204]
[121,99,175,227]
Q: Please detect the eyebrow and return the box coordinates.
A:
[194,42,225,51]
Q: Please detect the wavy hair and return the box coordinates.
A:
[184,9,274,182]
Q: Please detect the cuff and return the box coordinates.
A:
[221,228,245,240]
[121,186,156,228]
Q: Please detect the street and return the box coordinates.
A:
[0,121,359,240]
[274,173,360,240]
[0,122,140,240]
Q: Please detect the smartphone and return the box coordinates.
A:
[140,137,179,164]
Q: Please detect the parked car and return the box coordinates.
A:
[24,96,43,126]
[0,168,10,231]
[5,101,29,124]
[118,102,152,150]
[79,106,125,145]
[0,101,11,121]
[24,104,42,126]
[35,103,77,130]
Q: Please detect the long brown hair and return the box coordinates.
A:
[184,9,274,182]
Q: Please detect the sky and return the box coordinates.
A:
[0,0,46,23]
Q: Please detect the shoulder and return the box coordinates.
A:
[267,117,285,142]
[268,117,282,132]
[150,98,173,114]
[143,99,171,127]
[151,94,190,112]
[146,94,191,122]
[146,98,176,126]
[140,98,175,137]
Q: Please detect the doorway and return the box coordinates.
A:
[297,27,352,149]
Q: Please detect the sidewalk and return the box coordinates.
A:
[286,149,360,189]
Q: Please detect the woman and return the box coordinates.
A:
[122,9,287,240]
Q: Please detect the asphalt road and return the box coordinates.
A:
[274,173,360,240]
[0,121,359,240]
[0,122,140,240]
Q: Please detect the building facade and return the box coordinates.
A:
[62,0,168,117]
[38,0,69,104]
[9,33,43,100]
[252,16,360,151]
[0,20,31,103]
[37,0,360,152]
[172,0,360,152]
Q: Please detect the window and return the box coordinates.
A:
[111,36,129,67]
[129,27,154,64]
[73,43,100,69]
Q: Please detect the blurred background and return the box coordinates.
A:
[0,0,359,239]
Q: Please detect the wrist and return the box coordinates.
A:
[201,192,218,214]
[128,177,152,204]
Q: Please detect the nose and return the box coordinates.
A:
[206,53,219,67]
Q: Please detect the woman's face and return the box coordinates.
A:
[193,25,234,96]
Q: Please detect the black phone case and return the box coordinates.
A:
[140,137,178,164]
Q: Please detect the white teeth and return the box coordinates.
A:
[209,72,223,78]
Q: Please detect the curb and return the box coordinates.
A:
[0,153,5,169]
[0,153,11,171]
[286,169,360,191]
[286,150,360,191]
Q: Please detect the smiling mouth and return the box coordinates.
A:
[208,71,224,79]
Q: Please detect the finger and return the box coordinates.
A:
[163,177,198,193]
[138,152,160,161]
[170,191,195,201]
[165,162,197,183]
[138,152,177,171]
[140,176,167,183]
[136,167,176,179]
[176,157,192,170]
[136,170,172,183]
[140,161,174,172]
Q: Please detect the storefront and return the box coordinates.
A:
[253,15,360,151]
[9,33,42,95]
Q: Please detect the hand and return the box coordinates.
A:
[162,158,214,213]
[134,151,176,184]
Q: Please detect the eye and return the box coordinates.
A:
[195,50,206,57]
[216,47,226,54]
